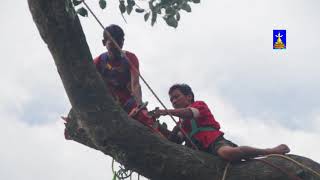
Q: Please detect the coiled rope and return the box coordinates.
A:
[221,154,320,180]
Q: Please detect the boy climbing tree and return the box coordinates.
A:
[63,24,169,138]
[154,84,290,161]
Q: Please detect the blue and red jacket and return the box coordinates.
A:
[94,51,139,113]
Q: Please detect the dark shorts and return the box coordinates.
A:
[206,135,238,155]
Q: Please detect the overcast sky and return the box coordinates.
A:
[0,0,319,179]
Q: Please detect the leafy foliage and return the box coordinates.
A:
[72,0,201,28]
[73,0,82,6]
[144,12,150,21]
[77,7,88,17]
[119,0,126,13]
[99,0,107,9]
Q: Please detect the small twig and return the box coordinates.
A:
[121,13,128,23]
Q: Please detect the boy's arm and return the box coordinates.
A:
[127,52,142,105]
[131,73,142,105]
[168,125,184,144]
[155,107,199,119]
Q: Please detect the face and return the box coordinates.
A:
[102,32,124,59]
[102,39,121,59]
[169,89,193,109]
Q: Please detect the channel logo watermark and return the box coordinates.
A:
[273,30,286,50]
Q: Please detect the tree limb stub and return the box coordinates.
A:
[28,0,320,179]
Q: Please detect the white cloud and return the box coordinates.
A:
[0,111,113,180]
[206,95,320,162]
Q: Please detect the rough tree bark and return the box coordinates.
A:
[28,0,320,179]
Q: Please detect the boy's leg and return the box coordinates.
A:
[217,144,290,161]
[209,136,290,161]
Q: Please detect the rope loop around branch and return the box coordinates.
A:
[220,154,320,180]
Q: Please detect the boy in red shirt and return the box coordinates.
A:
[154,84,290,161]
[63,25,160,139]
[93,24,154,127]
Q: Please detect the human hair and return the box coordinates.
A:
[103,24,125,48]
[169,84,195,102]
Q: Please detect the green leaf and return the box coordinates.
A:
[192,0,200,3]
[176,12,180,21]
[165,7,176,15]
[127,5,133,15]
[99,0,107,9]
[127,0,135,6]
[135,8,145,13]
[72,0,82,6]
[112,173,117,180]
[165,16,178,28]
[154,4,161,14]
[119,1,126,14]
[148,0,154,11]
[181,3,192,12]
[151,12,157,26]
[160,0,171,6]
[175,0,184,7]
[144,12,150,21]
[77,7,88,17]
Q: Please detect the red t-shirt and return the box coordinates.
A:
[178,101,223,149]
[93,51,139,109]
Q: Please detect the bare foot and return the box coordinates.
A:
[268,144,290,155]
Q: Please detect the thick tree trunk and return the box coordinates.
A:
[28,0,320,179]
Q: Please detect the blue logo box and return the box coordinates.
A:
[273,30,286,49]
